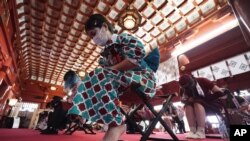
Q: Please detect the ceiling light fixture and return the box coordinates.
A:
[118,6,141,32]
[8,98,18,106]
[78,71,86,77]
[171,19,239,57]
[68,91,72,96]
[63,96,68,101]
[50,86,57,91]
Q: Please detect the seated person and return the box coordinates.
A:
[175,106,186,134]
[161,104,176,132]
[178,74,225,139]
[222,89,249,113]
[136,105,155,121]
[40,96,68,134]
[126,105,154,133]
[171,107,184,134]
[63,14,157,141]
[221,89,250,124]
[36,111,49,130]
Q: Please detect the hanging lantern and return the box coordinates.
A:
[8,98,18,106]
[118,7,141,32]
[123,15,136,30]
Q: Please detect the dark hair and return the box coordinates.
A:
[85,14,114,33]
[46,102,52,108]
[63,70,76,81]
[52,96,62,101]
[179,74,196,88]
[50,96,62,108]
[63,70,78,89]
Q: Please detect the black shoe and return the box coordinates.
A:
[40,128,49,133]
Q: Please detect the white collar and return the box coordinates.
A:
[196,82,205,97]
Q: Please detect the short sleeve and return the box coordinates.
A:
[199,78,214,90]
[116,33,146,65]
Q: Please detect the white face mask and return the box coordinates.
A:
[93,26,109,46]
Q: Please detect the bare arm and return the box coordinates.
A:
[109,58,138,71]
[211,85,223,93]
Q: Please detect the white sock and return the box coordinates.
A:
[190,127,196,133]
[197,127,205,133]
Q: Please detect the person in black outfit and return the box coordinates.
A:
[36,111,49,130]
[172,106,186,134]
[40,96,68,134]
[178,118,186,133]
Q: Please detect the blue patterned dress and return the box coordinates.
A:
[68,33,156,126]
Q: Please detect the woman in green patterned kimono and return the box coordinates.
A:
[63,14,156,141]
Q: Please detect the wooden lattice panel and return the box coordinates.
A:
[14,0,227,86]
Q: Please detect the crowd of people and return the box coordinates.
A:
[35,13,250,141]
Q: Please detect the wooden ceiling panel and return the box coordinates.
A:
[13,0,229,87]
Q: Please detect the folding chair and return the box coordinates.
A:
[222,89,250,125]
[119,84,183,141]
[206,89,250,139]
[64,114,96,135]
[204,100,229,139]
[202,88,239,139]
[61,102,95,135]
[208,88,250,136]
[124,104,148,134]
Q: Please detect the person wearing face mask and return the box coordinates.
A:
[178,74,225,139]
[63,14,157,141]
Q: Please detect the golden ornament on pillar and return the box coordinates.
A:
[180,66,186,71]
[178,54,190,71]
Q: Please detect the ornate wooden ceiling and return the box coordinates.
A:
[13,0,228,86]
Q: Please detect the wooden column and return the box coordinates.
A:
[229,0,250,46]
